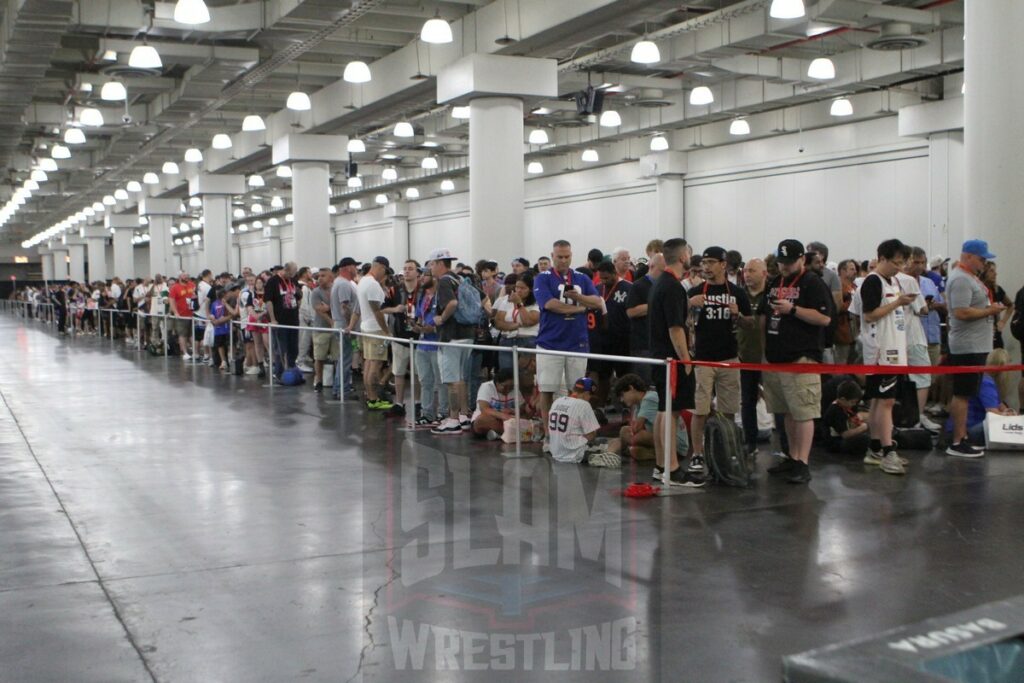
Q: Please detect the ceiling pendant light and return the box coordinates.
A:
[100,81,127,101]
[250,203,263,213]
[91,202,105,212]
[729,118,751,135]
[114,189,129,201]
[23,180,39,191]
[79,107,104,127]
[286,91,311,111]
[393,121,414,137]
[689,86,714,105]
[285,213,293,222]
[241,114,266,132]
[327,205,337,215]
[102,195,116,206]
[184,147,203,163]
[83,207,96,217]
[375,194,388,205]
[173,0,211,25]
[421,13,453,44]
[128,44,162,69]
[143,172,160,185]
[39,158,58,172]
[343,60,372,84]
[247,175,265,188]
[631,39,661,65]
[381,167,398,181]
[212,133,232,149]
[276,165,292,178]
[139,217,149,226]
[406,187,420,199]
[830,97,853,116]
[270,196,284,208]
[650,135,669,151]
[451,106,470,119]
[348,199,362,210]
[347,176,363,188]
[527,161,544,174]
[528,128,549,145]
[189,197,202,208]
[770,0,805,19]
[347,139,366,153]
[51,144,71,159]
[581,148,599,162]
[233,208,245,219]
[126,181,142,192]
[421,156,438,170]
[807,57,836,80]
[599,110,622,127]
[30,170,47,182]
[162,161,180,174]
[64,128,86,145]
[440,179,455,192]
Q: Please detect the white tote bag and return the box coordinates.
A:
[983,413,1024,451]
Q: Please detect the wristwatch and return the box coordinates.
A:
[788,305,798,317]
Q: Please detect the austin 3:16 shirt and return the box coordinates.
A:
[686,281,751,361]
[759,269,832,363]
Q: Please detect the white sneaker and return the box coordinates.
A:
[542,439,551,454]
[431,418,462,435]
[880,451,906,475]
[918,415,942,432]
[297,363,314,373]
[181,353,192,361]
[458,414,471,431]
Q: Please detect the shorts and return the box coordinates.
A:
[694,361,741,415]
[313,331,339,362]
[213,334,229,350]
[391,341,412,375]
[763,358,821,422]
[907,344,932,389]
[363,338,388,362]
[865,373,902,400]
[173,317,192,337]
[439,341,472,384]
[948,352,987,398]
[193,320,206,342]
[537,352,588,394]
[927,344,941,367]
[653,365,695,412]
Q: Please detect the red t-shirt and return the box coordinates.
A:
[169,282,195,317]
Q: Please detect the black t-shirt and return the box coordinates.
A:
[387,282,420,340]
[604,279,632,342]
[434,273,475,342]
[626,274,655,354]
[265,275,302,326]
[648,272,688,360]
[687,281,752,361]
[759,269,831,363]
[860,273,887,314]
[823,401,858,451]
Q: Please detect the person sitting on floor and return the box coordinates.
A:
[822,379,871,454]
[548,377,620,467]
[613,373,689,462]
[943,348,1018,447]
[471,368,527,440]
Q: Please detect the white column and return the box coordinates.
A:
[189,175,245,276]
[468,97,525,264]
[38,247,54,281]
[50,243,70,280]
[105,212,137,279]
[229,235,240,275]
[65,239,87,283]
[140,198,180,278]
[965,0,1024,289]
[387,201,409,263]
[656,177,686,240]
[82,226,108,282]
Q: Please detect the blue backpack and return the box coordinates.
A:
[451,274,484,325]
[280,368,305,386]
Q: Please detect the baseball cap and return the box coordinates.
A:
[511,257,530,268]
[372,255,390,268]
[481,260,498,271]
[572,377,595,394]
[270,264,284,272]
[775,239,805,264]
[929,255,948,269]
[338,257,361,268]
[962,239,995,260]
[427,247,457,262]
[702,246,728,262]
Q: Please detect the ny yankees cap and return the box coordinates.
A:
[775,239,805,264]
[572,377,595,394]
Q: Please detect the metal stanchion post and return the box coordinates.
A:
[407,339,417,429]
[662,360,673,487]
[337,329,345,405]
[267,324,274,387]
[136,313,142,352]
[190,316,195,359]
[109,309,114,340]
[163,313,169,358]
[513,345,522,458]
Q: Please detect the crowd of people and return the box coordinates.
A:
[11,235,1022,487]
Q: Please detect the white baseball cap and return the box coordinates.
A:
[426,247,457,262]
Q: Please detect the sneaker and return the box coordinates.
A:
[297,363,314,373]
[918,415,943,432]
[431,418,463,435]
[587,450,622,468]
[415,416,436,427]
[542,440,551,454]
[368,399,394,411]
[219,362,228,371]
[182,353,192,361]
[244,365,260,375]
[486,429,500,441]
[458,414,471,431]
[668,468,706,487]
[768,458,801,476]
[946,440,985,458]
[786,462,812,484]
[313,382,323,392]
[880,452,906,475]
[863,448,884,466]
[687,454,706,474]
[387,403,406,417]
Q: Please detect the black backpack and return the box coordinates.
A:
[704,412,753,487]
[1010,286,1024,343]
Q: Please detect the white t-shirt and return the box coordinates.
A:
[109,283,122,300]
[133,284,148,309]
[196,280,212,320]
[357,276,386,333]
[895,272,927,348]
[547,396,600,464]
[471,381,523,421]
[150,284,168,315]
[494,296,541,339]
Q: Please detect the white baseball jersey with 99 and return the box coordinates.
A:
[547,396,601,464]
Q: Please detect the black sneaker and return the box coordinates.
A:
[313,382,323,392]
[687,454,706,474]
[786,461,812,484]
[387,403,406,417]
[945,440,985,458]
[669,468,707,488]
[768,458,801,476]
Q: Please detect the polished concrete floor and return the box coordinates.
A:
[2,315,1023,682]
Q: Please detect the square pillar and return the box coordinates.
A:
[63,235,88,283]
[189,174,245,275]
[105,212,138,279]
[81,225,108,282]
[140,198,181,278]
[38,247,54,281]
[49,242,70,281]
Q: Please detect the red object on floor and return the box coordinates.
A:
[623,483,660,498]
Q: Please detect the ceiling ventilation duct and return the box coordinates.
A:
[631,89,673,108]
[865,23,928,51]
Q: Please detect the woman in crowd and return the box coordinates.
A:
[982,261,1014,349]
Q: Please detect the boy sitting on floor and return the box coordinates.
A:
[548,377,620,468]
[822,379,871,454]
[613,373,689,462]
[472,368,529,439]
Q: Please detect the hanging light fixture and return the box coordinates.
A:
[247,175,265,188]
[39,158,58,172]
[729,118,751,135]
[79,107,104,127]
[51,144,71,159]
[599,110,622,127]
[30,170,47,182]
[375,194,388,205]
[581,148,599,162]
[286,91,311,111]
[241,114,266,132]
[189,197,202,208]
[631,39,661,65]
[102,195,116,206]
[184,147,203,163]
[162,161,180,175]
[421,156,438,170]
[233,207,245,219]
[440,179,455,192]
[100,81,127,101]
[143,172,159,184]
[528,129,549,145]
[689,86,714,105]
[406,187,420,199]
[268,218,280,226]
[276,165,292,178]
[63,128,86,145]
[125,181,142,193]
[328,205,337,215]
[348,199,362,210]
[421,13,453,44]
[211,133,232,149]
[527,161,544,174]
[270,196,284,208]
[830,97,853,116]
[83,207,96,217]
[23,180,39,191]
[250,203,263,213]
[452,106,471,119]
[128,44,162,69]
[650,135,669,151]
[393,121,414,137]
[347,139,366,153]
[347,176,363,188]
[91,202,105,212]
[769,0,805,19]
[807,57,836,80]
[139,217,149,226]
[173,0,211,25]
[381,167,398,181]
[111,189,127,202]
[343,61,372,84]
[285,213,293,222]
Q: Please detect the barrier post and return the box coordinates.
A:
[229,315,234,363]
[109,309,114,341]
[136,313,142,352]
[190,316,195,359]
[407,339,417,429]
[662,360,673,487]
[163,313,169,358]
[337,329,345,404]
[513,345,522,458]
[267,323,274,387]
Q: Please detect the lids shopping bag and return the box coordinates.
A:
[983,413,1024,451]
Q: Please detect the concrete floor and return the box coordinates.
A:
[1,315,1023,682]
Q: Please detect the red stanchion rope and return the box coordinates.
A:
[670,359,1024,375]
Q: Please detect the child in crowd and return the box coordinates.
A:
[209,287,232,371]
[548,377,620,467]
[613,373,689,462]
[471,368,529,439]
[822,379,870,454]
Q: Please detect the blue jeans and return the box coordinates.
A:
[498,336,536,371]
[415,348,449,419]
[333,329,353,396]
[463,345,483,411]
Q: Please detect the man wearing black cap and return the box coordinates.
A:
[356,256,394,410]
[686,246,754,475]
[759,239,832,484]
[330,257,360,400]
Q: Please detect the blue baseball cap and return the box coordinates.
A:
[572,377,595,393]
[962,239,995,260]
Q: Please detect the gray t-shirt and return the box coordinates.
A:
[821,267,841,294]
[309,286,333,328]
[946,266,993,355]
[330,277,357,329]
